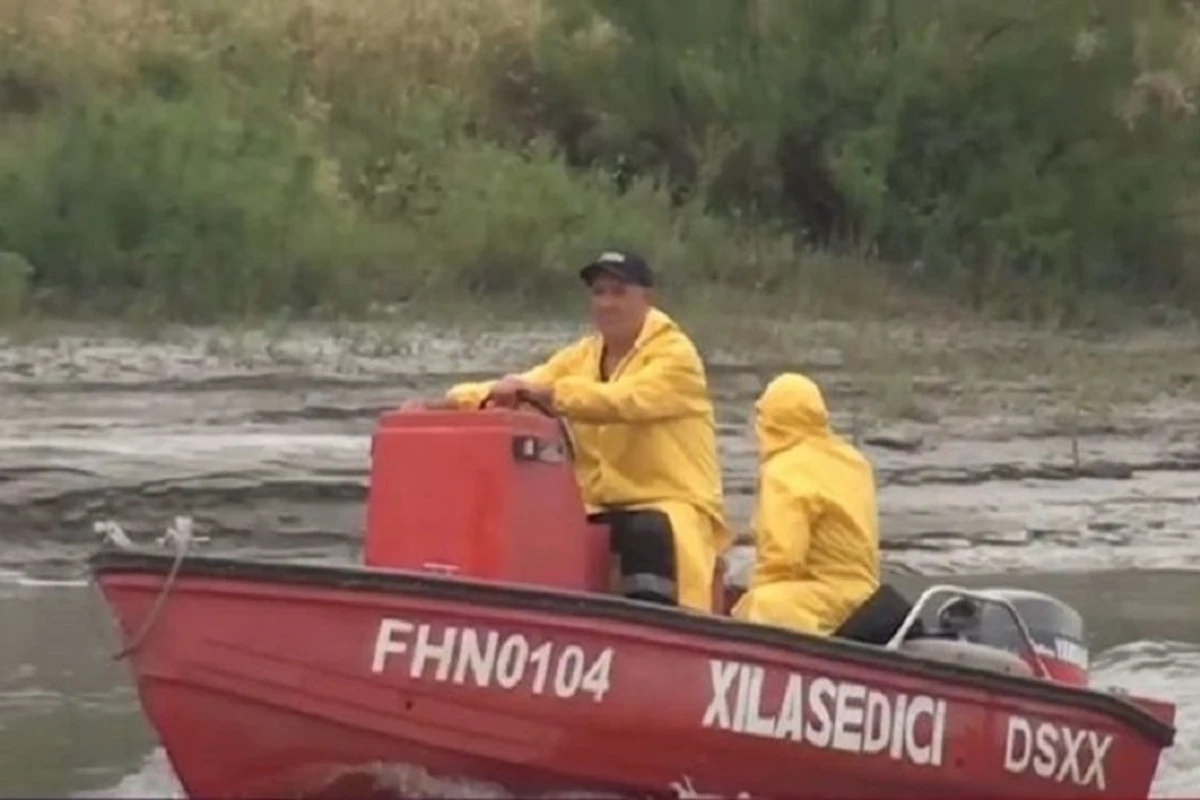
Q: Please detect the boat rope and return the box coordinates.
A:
[95,516,205,661]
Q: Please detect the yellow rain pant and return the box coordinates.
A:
[639,499,721,612]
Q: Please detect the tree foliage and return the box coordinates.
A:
[1,0,1199,321]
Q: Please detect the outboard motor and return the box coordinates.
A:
[969,588,1089,687]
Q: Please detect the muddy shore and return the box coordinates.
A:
[2,318,1197,581]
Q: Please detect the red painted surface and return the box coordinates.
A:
[89,408,1177,799]
[364,409,609,594]
[1028,652,1088,688]
[94,565,1173,800]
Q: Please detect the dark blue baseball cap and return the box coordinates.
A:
[579,250,654,288]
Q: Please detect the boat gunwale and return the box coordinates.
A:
[87,546,1177,747]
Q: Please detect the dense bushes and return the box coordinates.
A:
[1,0,1199,322]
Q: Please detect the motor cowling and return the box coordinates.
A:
[972,588,1089,686]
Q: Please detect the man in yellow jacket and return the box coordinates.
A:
[731,372,880,635]
[411,250,730,612]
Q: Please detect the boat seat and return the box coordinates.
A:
[898,638,1035,678]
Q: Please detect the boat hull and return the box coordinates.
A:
[91,550,1174,799]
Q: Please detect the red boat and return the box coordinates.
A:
[89,404,1177,799]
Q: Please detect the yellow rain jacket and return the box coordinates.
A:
[445,308,731,611]
[731,373,880,635]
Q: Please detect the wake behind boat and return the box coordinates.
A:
[88,405,1176,799]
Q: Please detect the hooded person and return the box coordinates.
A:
[404,250,731,613]
[731,372,880,635]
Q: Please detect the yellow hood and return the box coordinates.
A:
[754,372,830,460]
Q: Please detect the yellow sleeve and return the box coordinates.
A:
[551,336,710,423]
[444,341,581,408]
[748,467,818,588]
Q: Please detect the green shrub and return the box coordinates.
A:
[0,73,392,320]
[3,0,1200,323]
[524,0,1200,308]
[0,250,32,321]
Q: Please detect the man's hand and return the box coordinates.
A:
[484,377,554,410]
[485,375,528,408]
[520,383,554,408]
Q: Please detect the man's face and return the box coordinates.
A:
[587,272,649,341]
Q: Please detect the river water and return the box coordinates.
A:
[1,318,1198,798]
